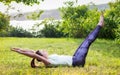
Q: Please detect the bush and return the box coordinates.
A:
[60,1,100,38]
[109,0,120,43]
[60,3,88,38]
[9,26,33,37]
[0,12,9,31]
[32,18,64,38]
[115,25,120,45]
[99,16,118,39]
[0,25,11,37]
[60,0,120,39]
[99,0,120,39]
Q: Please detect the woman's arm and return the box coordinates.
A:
[31,53,50,65]
[11,48,50,65]
[11,48,35,53]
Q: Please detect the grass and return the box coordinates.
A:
[0,37,120,75]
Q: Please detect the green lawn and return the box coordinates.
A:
[0,37,120,75]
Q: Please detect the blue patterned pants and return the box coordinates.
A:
[72,25,102,67]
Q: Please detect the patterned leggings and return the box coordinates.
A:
[72,25,102,67]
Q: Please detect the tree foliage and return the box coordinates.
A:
[107,0,120,44]
[32,18,64,38]
[0,0,44,5]
[60,1,99,38]
[0,12,9,31]
[27,10,44,20]
[9,26,33,37]
[60,0,120,39]
[0,25,34,37]
[99,0,120,39]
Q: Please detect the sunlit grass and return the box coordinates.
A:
[0,37,120,75]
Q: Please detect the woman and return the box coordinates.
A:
[11,13,104,68]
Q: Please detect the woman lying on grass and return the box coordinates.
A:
[11,13,104,68]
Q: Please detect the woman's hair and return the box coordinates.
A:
[31,50,43,68]
[31,58,36,68]
[36,50,43,61]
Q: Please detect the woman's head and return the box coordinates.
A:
[31,50,48,68]
[36,50,43,61]
[35,50,48,61]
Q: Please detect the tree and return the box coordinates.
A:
[60,1,99,38]
[60,0,120,39]
[9,26,33,37]
[27,10,44,20]
[0,0,44,5]
[0,12,9,31]
[99,0,120,39]
[108,0,120,44]
[31,18,64,38]
[0,0,44,37]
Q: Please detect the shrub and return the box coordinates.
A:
[32,18,64,38]
[60,1,100,38]
[60,2,89,38]
[115,25,120,45]
[0,12,9,31]
[60,0,120,39]
[99,0,120,39]
[9,26,33,37]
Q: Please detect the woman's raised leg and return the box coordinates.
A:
[72,13,104,67]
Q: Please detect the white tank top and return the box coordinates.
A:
[48,54,72,67]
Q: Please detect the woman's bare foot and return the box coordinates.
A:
[98,12,104,27]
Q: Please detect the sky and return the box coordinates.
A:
[0,0,115,14]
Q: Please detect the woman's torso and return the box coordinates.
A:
[47,54,72,67]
